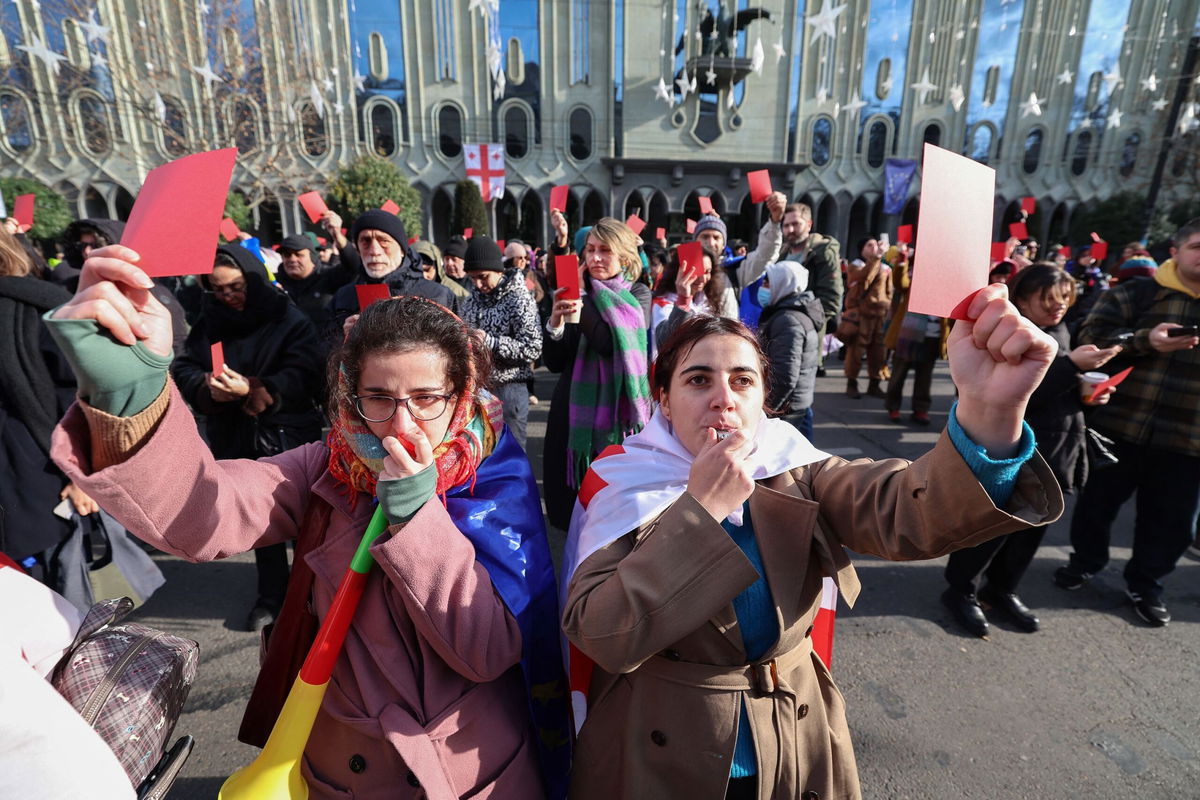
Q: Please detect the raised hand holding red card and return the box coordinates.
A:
[676,241,705,283]
[698,196,713,215]
[12,194,34,231]
[554,254,581,300]
[298,192,328,224]
[549,185,569,213]
[625,214,646,235]
[380,199,400,215]
[747,170,772,204]
[210,342,226,378]
[219,218,241,242]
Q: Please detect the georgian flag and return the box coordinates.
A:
[561,410,838,733]
[463,143,506,202]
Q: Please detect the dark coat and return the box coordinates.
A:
[329,248,458,334]
[541,279,651,530]
[758,291,824,414]
[1025,322,1088,494]
[171,246,325,459]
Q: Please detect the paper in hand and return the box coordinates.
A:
[210,342,225,378]
[676,241,705,283]
[13,194,34,230]
[549,185,569,213]
[625,214,646,235]
[555,254,581,300]
[698,196,713,215]
[747,170,772,204]
[356,283,391,311]
[298,191,328,224]
[380,199,400,215]
[219,218,241,242]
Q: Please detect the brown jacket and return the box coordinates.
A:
[563,433,1062,800]
[844,261,893,320]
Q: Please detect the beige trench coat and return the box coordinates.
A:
[563,432,1062,800]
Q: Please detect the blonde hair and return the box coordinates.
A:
[586,217,642,282]
[0,228,32,278]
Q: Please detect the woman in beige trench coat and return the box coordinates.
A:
[562,284,1064,800]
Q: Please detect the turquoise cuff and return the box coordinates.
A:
[376,464,438,525]
[946,402,1036,508]
[43,311,171,417]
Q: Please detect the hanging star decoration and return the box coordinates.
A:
[1150,97,1168,112]
[1056,68,1074,85]
[152,91,166,123]
[17,36,67,76]
[322,76,334,92]
[773,37,787,64]
[79,13,110,45]
[352,71,366,91]
[1106,107,1122,128]
[947,83,965,112]
[880,76,893,97]
[909,67,937,105]
[1102,68,1122,94]
[332,101,345,116]
[842,92,866,118]
[654,76,673,106]
[675,73,693,102]
[816,86,829,104]
[727,89,737,109]
[1140,74,1158,93]
[1019,92,1043,117]
[191,59,224,92]
[705,65,717,86]
[751,37,764,75]
[91,50,107,69]
[1079,117,1092,130]
[807,0,846,45]
[310,81,326,117]
[198,0,211,15]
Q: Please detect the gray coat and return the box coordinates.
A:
[758,290,824,414]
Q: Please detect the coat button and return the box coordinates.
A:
[348,754,366,773]
[804,625,814,638]
[663,649,682,661]
[650,730,668,746]
[406,770,421,787]
[798,703,809,719]
[802,792,820,800]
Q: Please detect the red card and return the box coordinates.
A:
[549,185,569,213]
[408,236,418,244]
[497,239,505,251]
[1020,197,1036,215]
[317,236,327,246]
[1091,240,1109,260]
[1059,246,1071,258]
[380,199,400,215]
[676,241,705,282]
[210,342,225,378]
[355,283,391,311]
[747,169,772,204]
[896,224,913,244]
[656,227,666,241]
[12,193,34,229]
[219,218,241,242]
[554,254,580,300]
[698,196,713,215]
[1090,366,1133,398]
[910,144,995,319]
[463,227,473,238]
[686,218,697,234]
[990,242,1008,262]
[121,148,237,277]
[1009,221,1028,240]
[298,191,328,224]
[625,214,646,235]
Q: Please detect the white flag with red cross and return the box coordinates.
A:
[463,143,506,202]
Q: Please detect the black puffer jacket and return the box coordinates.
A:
[459,269,543,386]
[758,291,825,414]
[1025,321,1088,493]
[171,245,325,459]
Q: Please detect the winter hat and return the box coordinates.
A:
[463,236,504,273]
[442,236,468,259]
[349,209,407,249]
[279,234,315,255]
[693,215,727,241]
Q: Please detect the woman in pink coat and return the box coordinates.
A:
[48,246,569,799]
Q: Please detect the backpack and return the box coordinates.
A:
[51,596,198,795]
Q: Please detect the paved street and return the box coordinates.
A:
[136,362,1199,799]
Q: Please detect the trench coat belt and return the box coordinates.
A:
[640,637,813,696]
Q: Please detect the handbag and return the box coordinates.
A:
[1085,427,1119,468]
[50,509,166,613]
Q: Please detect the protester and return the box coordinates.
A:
[841,238,893,399]
[414,240,469,301]
[883,260,949,426]
[651,242,737,357]
[48,252,570,797]
[277,233,356,332]
[1114,253,1157,284]
[989,260,1015,285]
[441,235,470,289]
[542,217,652,530]
[171,244,326,632]
[773,203,842,347]
[1055,219,1200,627]
[0,227,96,584]
[756,260,824,440]
[943,265,1121,636]
[563,293,1062,800]
[459,236,542,448]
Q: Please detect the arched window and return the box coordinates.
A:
[370,103,397,156]
[0,92,33,152]
[1119,132,1140,178]
[968,124,993,164]
[78,94,111,155]
[1022,128,1043,174]
[875,58,892,100]
[368,31,389,81]
[811,116,832,167]
[160,96,188,156]
[300,103,328,157]
[569,107,593,160]
[866,120,888,168]
[1070,131,1092,176]
[438,105,462,158]
[232,100,258,154]
[504,105,529,158]
[922,123,942,148]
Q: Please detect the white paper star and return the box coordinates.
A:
[17,37,67,76]
[727,90,737,109]
[91,50,107,69]
[467,0,484,12]
[955,29,964,40]
[330,68,338,77]
[322,76,334,92]
[1019,92,1043,117]
[842,92,866,117]
[79,13,110,45]
[880,77,893,97]
[708,28,719,41]
[1056,68,1074,85]
[947,83,964,112]
[1140,74,1158,92]
[751,37,764,75]
[773,38,787,64]
[1079,117,1092,130]
[807,0,847,45]
[909,67,937,105]
[332,101,345,115]
[152,91,166,122]
[675,74,693,101]
[144,61,156,73]
[654,76,673,105]
[816,86,828,104]
[309,81,325,117]
[352,71,366,91]
[191,59,224,92]
[705,67,717,85]
[198,0,210,14]
[1102,68,1122,93]
[1106,107,1123,128]
[1150,97,1168,112]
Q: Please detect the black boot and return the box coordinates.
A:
[941,588,989,638]
[846,378,862,399]
[979,587,1039,632]
[866,379,885,398]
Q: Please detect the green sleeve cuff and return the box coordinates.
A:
[376,464,438,525]
[43,311,172,417]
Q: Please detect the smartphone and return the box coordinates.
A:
[1103,331,1135,347]
[879,233,890,249]
[1166,325,1200,337]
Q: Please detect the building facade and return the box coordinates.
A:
[2,0,1197,250]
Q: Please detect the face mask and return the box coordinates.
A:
[757,286,772,307]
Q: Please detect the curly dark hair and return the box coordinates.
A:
[655,243,725,312]
[328,296,493,413]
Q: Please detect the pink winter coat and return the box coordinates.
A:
[51,386,543,799]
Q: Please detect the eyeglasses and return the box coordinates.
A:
[208,281,247,296]
[351,393,453,423]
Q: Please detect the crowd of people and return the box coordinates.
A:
[1,195,1197,798]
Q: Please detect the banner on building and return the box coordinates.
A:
[883,158,918,215]
[464,144,506,202]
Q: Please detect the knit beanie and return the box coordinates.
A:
[443,236,468,259]
[693,214,727,241]
[349,209,408,249]
[463,236,504,272]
